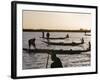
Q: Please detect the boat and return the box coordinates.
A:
[40,34,69,40]
[40,37,67,39]
[85,34,91,36]
[42,38,84,46]
[23,42,90,54]
[84,32,91,36]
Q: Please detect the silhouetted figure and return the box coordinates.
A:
[46,32,50,39]
[88,41,91,50]
[81,37,84,43]
[28,38,36,49]
[70,49,72,51]
[51,53,63,68]
[46,32,50,43]
[66,34,69,38]
[42,32,44,38]
[70,49,73,54]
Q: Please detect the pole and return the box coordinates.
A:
[46,53,49,68]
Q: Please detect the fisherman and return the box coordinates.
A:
[28,38,36,49]
[46,32,50,39]
[42,32,44,38]
[46,32,50,43]
[89,41,91,50]
[66,34,69,38]
[81,37,84,43]
[51,53,63,68]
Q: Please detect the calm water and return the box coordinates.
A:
[23,32,91,69]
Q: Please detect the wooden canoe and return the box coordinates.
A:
[23,42,90,54]
[42,40,84,46]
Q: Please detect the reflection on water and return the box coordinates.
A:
[23,32,91,70]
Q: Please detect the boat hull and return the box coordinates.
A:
[43,41,83,46]
[23,48,90,54]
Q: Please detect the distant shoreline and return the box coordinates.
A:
[23,29,91,32]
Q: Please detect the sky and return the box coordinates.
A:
[23,10,92,30]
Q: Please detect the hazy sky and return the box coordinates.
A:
[23,10,92,30]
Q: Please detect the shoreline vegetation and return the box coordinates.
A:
[23,29,91,32]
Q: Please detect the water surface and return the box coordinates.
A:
[23,32,91,69]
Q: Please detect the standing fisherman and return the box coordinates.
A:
[46,32,50,39]
[88,41,91,50]
[81,37,84,43]
[42,32,44,38]
[66,34,69,38]
[28,38,36,49]
[46,32,50,43]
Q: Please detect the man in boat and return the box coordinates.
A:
[46,32,50,39]
[88,41,91,50]
[81,37,84,43]
[66,34,69,38]
[46,32,50,43]
[51,53,63,68]
[28,38,36,49]
[42,32,44,38]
